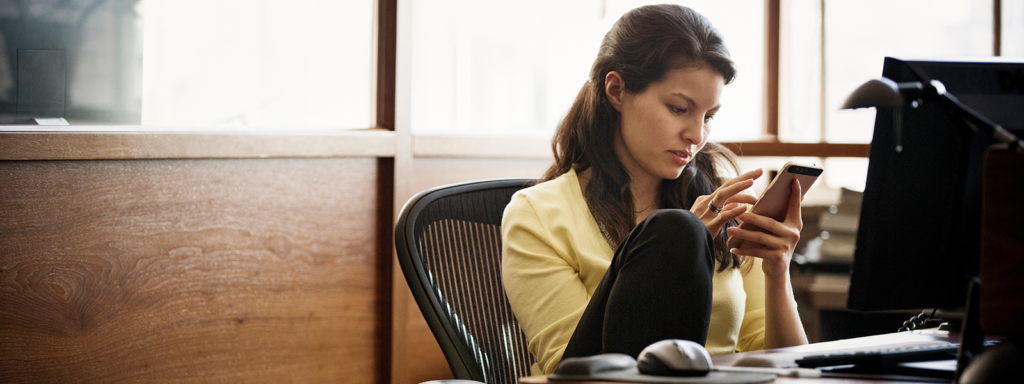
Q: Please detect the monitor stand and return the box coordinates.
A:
[954,278,984,382]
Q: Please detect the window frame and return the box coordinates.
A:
[2,0,1008,159]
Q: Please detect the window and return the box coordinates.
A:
[781,0,994,146]
[409,0,765,142]
[1004,0,1024,57]
[141,0,374,129]
[822,0,993,143]
[409,0,599,136]
[0,0,375,129]
[779,0,994,191]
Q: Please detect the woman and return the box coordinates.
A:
[501,4,808,375]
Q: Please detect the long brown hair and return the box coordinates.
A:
[541,4,744,271]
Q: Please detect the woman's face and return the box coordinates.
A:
[608,66,725,185]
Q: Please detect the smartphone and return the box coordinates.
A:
[727,162,823,249]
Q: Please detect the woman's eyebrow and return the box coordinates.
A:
[671,92,720,111]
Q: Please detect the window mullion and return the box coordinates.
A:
[764,0,781,140]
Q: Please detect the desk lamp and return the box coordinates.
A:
[842,76,1024,157]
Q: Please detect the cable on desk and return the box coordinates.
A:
[898,309,937,332]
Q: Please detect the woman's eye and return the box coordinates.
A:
[669,106,686,115]
[704,114,716,123]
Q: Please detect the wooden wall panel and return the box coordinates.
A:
[0,158,383,383]
[411,157,551,193]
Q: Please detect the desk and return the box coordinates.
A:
[519,330,957,384]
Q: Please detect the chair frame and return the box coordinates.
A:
[395,178,536,383]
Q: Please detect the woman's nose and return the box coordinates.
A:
[680,117,705,145]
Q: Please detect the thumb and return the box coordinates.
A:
[786,179,802,223]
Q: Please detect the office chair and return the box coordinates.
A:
[395,179,538,384]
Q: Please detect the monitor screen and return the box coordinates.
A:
[847,57,1024,311]
[0,0,143,125]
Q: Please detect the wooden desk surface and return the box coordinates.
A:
[519,330,957,384]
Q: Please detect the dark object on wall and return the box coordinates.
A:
[0,0,142,124]
[15,49,66,119]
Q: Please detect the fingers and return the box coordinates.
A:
[785,179,803,226]
[727,224,794,250]
[692,194,711,215]
[690,168,765,238]
[708,169,760,204]
[726,177,805,278]
[709,173,761,209]
[726,191,802,250]
[723,168,764,187]
[712,203,747,227]
[704,168,764,209]
[729,244,781,259]
[701,203,747,239]
[732,212,785,237]
[724,193,758,206]
[711,179,754,206]
[728,244,792,277]
[693,197,746,233]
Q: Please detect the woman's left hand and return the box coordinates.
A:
[726,179,803,277]
[691,168,762,238]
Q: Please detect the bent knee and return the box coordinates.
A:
[628,209,715,276]
[642,209,708,239]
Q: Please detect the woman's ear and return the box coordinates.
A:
[604,71,625,112]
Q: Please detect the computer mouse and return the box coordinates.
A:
[636,339,712,376]
[959,338,1024,384]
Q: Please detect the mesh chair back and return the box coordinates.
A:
[395,179,538,384]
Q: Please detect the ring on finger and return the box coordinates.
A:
[707,200,723,214]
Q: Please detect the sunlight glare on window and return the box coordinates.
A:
[409,1,763,141]
[1003,0,1024,57]
[824,0,993,143]
[779,0,823,143]
[141,0,373,130]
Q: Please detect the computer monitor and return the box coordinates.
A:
[0,1,143,124]
[847,57,1024,311]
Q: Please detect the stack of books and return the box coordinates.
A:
[817,188,863,263]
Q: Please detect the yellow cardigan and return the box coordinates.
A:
[501,168,766,375]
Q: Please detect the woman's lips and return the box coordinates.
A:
[669,150,690,165]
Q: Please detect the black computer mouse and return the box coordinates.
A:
[636,339,712,376]
[959,338,1024,384]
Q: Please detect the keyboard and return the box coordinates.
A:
[795,343,960,368]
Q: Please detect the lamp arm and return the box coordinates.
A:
[924,82,1024,157]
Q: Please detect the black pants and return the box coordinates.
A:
[562,209,715,359]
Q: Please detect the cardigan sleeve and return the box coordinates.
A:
[501,192,592,374]
[736,257,766,352]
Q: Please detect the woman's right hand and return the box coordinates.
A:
[690,168,762,238]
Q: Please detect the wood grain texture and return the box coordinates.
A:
[0,130,396,160]
[763,0,781,137]
[375,0,397,131]
[719,142,869,158]
[0,158,383,383]
[411,158,551,193]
